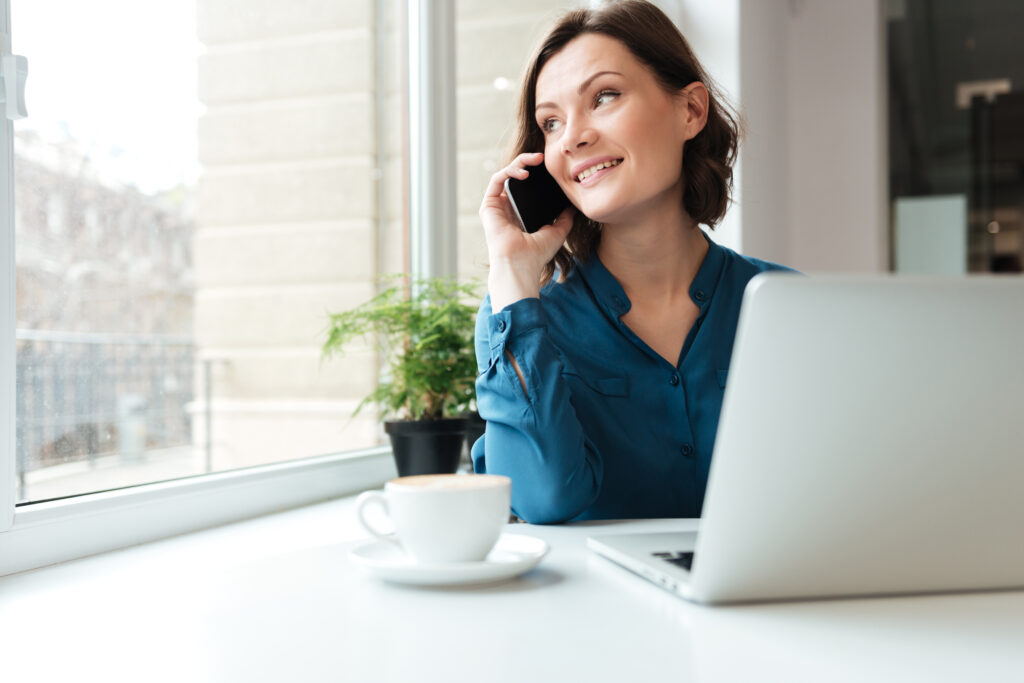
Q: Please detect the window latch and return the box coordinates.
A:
[0,51,29,120]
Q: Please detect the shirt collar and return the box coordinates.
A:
[576,229,726,318]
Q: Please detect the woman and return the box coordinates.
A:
[472,0,795,524]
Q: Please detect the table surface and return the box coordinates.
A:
[2,495,1023,682]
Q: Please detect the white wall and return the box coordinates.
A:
[735,0,788,264]
[739,0,887,272]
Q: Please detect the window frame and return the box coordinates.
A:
[0,0,455,575]
[2,3,16,534]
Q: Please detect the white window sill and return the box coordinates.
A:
[0,447,395,576]
[0,491,382,681]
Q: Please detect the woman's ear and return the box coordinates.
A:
[679,82,709,141]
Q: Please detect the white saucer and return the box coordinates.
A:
[348,533,549,586]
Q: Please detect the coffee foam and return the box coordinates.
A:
[392,474,508,490]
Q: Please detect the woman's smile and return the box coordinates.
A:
[573,157,624,185]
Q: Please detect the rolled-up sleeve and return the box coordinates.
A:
[471,295,603,524]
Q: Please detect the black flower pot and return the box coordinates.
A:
[384,418,469,477]
[463,411,486,472]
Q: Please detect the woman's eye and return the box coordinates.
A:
[541,118,562,134]
[595,90,619,106]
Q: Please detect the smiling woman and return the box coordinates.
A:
[517,3,741,287]
[471,0,797,525]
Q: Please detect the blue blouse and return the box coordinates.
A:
[471,231,795,524]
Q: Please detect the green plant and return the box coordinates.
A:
[322,275,480,421]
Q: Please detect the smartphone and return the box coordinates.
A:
[504,162,570,233]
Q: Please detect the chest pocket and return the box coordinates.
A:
[563,371,629,397]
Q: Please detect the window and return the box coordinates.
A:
[888,0,1024,274]
[10,0,403,504]
[1,0,412,573]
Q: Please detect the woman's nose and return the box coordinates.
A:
[562,118,596,154]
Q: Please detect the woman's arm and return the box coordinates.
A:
[472,295,603,524]
[473,155,599,523]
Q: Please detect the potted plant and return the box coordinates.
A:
[322,275,480,477]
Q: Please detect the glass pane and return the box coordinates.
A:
[12,0,402,503]
[888,0,1024,274]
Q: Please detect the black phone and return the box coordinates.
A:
[504,162,570,233]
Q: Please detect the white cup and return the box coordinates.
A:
[355,474,511,564]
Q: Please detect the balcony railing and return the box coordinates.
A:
[15,330,195,496]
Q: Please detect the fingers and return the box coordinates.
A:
[540,206,576,240]
[482,152,544,200]
[538,206,575,230]
[552,205,576,226]
[512,151,545,169]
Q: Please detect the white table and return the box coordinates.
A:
[2,495,1023,682]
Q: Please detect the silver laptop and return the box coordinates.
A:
[588,274,1024,604]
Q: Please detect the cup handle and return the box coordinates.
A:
[355,490,401,547]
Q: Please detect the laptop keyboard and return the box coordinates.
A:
[652,551,694,571]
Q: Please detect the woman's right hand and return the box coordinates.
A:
[480,152,574,311]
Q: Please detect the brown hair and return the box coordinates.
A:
[511,0,741,284]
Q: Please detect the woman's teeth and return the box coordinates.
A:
[576,159,622,182]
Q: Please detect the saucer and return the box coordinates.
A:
[348,534,549,586]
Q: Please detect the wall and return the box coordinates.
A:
[735,0,788,263]
[194,0,384,468]
[739,0,888,272]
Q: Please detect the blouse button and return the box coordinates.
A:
[497,320,506,333]
[694,290,707,303]
[669,373,680,386]
[681,444,694,457]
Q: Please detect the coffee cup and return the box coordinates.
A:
[355,473,512,564]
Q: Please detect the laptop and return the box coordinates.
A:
[587,273,1024,604]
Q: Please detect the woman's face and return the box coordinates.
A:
[534,34,703,226]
